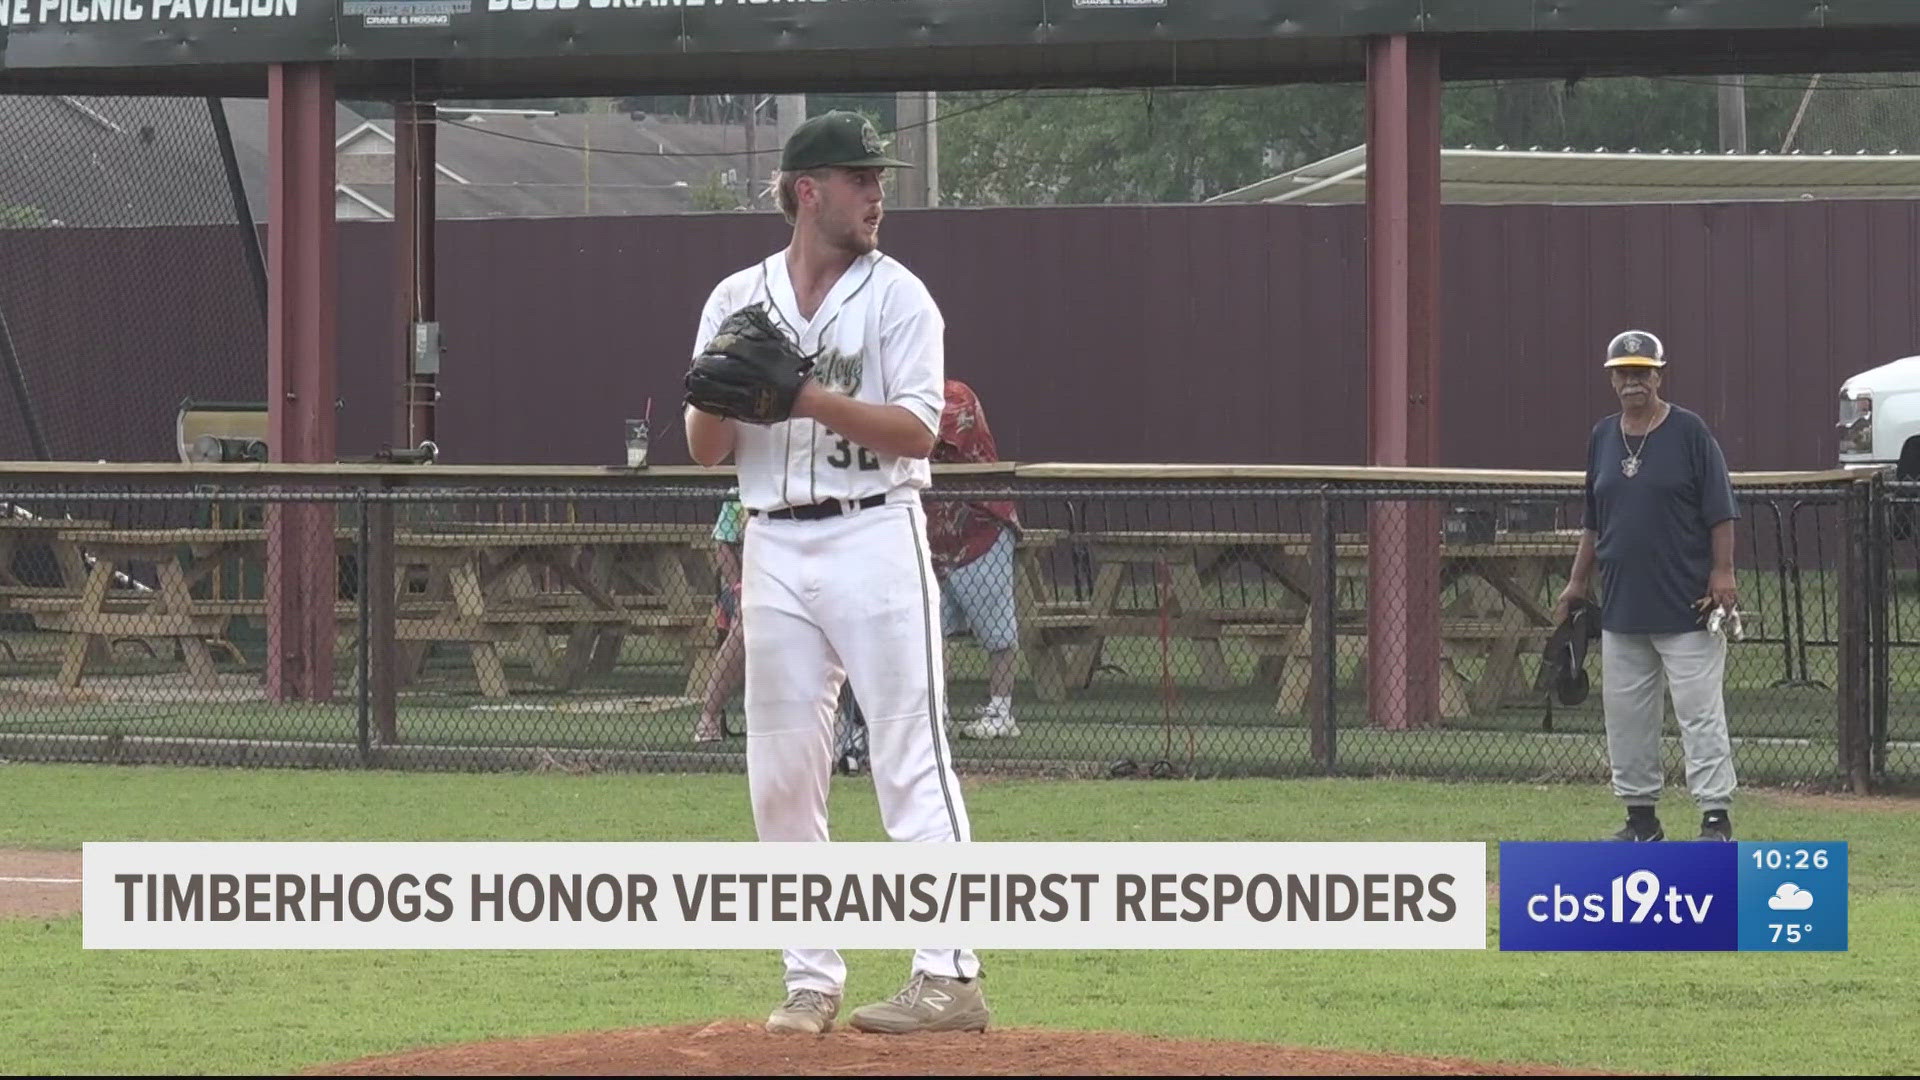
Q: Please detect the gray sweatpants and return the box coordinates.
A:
[1600,629,1737,811]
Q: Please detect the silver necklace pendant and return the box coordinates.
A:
[1622,456,1641,477]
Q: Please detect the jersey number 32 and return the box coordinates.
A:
[828,438,880,471]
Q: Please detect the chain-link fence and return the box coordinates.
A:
[1871,480,1920,787]
[0,470,1896,789]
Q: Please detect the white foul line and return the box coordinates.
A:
[0,876,81,884]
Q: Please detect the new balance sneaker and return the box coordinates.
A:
[956,705,1019,741]
[765,988,840,1035]
[1608,813,1665,842]
[848,972,990,1034]
[1698,811,1734,841]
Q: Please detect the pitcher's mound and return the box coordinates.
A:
[303,1021,1612,1076]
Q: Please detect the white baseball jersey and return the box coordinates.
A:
[693,248,945,513]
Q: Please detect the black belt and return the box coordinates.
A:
[752,494,887,521]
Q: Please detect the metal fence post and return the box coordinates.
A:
[1869,473,1890,780]
[1837,479,1873,793]
[355,491,371,761]
[368,489,398,747]
[1309,490,1337,773]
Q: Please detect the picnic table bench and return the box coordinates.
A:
[9,523,720,696]
[1006,527,1581,716]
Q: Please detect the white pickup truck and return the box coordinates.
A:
[1838,357,1920,476]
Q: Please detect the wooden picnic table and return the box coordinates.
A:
[385,523,716,696]
[14,527,356,689]
[10,522,719,697]
[1259,532,1583,718]
[1010,527,1583,715]
[0,518,114,669]
[0,518,108,591]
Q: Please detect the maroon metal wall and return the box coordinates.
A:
[334,200,1920,471]
[334,206,1375,467]
[0,224,264,463]
[7,201,1917,470]
[1441,201,1920,472]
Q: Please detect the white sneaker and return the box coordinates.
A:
[957,705,1019,740]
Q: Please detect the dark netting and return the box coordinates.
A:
[0,95,265,463]
[0,471,1887,790]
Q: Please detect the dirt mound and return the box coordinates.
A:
[303,1021,1614,1076]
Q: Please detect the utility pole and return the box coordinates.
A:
[892,91,939,207]
[1718,75,1749,153]
[742,96,758,207]
[777,94,806,149]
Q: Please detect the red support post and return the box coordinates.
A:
[266,62,339,703]
[1365,35,1443,730]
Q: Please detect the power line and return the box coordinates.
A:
[428,82,1429,160]
[437,89,1032,159]
[423,74,1920,182]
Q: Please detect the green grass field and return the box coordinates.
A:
[3,763,1917,1075]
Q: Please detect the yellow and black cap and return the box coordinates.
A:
[1604,330,1666,368]
[780,111,914,171]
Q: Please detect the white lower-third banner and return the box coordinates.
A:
[82,842,1486,949]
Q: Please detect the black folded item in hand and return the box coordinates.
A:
[1538,598,1603,706]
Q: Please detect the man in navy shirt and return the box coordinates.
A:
[1552,330,1741,842]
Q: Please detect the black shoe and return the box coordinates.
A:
[1608,816,1664,842]
[1698,811,1733,841]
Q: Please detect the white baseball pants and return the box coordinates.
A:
[740,498,980,994]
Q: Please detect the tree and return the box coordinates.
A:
[1444,77,1801,152]
[688,170,747,212]
[0,204,51,228]
[938,86,1367,206]
[935,77,1817,208]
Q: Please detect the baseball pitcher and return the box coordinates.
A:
[681,111,989,1036]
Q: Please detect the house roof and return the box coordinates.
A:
[0,95,262,227]
[0,96,785,226]
[215,97,383,221]
[217,106,786,220]
[1208,145,1920,205]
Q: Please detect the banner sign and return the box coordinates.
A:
[6,1,1910,72]
[83,841,1488,950]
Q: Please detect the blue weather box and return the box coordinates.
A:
[1737,842,1848,952]
[1498,842,1847,951]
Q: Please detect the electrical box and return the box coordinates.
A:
[411,321,442,375]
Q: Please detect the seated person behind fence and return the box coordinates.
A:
[929,379,1021,740]
[696,489,747,743]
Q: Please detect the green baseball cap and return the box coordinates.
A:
[780,110,914,171]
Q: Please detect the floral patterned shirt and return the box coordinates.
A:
[927,380,1019,575]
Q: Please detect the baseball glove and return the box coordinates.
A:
[685,304,815,424]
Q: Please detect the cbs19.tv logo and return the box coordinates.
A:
[1498,842,1847,952]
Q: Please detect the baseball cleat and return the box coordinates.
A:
[1607,816,1665,842]
[848,972,989,1034]
[765,988,840,1035]
[1697,811,1734,841]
